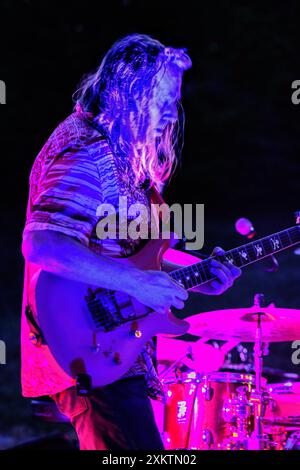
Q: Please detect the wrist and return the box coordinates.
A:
[120,266,145,295]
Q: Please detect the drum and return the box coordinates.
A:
[264,381,300,449]
[163,372,255,450]
[265,381,300,426]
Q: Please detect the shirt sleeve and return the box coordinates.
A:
[23,146,102,247]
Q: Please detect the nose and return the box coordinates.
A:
[163,105,178,123]
[169,102,178,120]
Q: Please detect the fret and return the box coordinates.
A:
[260,237,274,257]
[176,278,186,288]
[170,270,180,281]
[170,270,184,288]
[252,241,265,259]
[232,248,247,266]
[168,225,300,291]
[170,266,191,289]
[201,261,213,282]
[182,267,194,289]
[237,247,250,265]
[219,248,247,268]
[177,274,186,288]
[278,231,291,248]
[194,262,207,283]
[191,264,201,282]
[223,251,236,266]
[288,226,300,244]
[191,264,208,287]
[187,266,199,287]
[245,243,256,264]
[285,230,292,245]
[269,235,282,252]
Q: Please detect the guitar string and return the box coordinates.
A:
[86,226,300,325]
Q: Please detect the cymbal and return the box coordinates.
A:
[187,306,300,342]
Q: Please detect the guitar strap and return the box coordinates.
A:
[150,184,166,206]
[24,262,46,347]
[149,184,171,238]
[25,302,46,347]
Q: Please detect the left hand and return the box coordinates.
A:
[195,246,241,296]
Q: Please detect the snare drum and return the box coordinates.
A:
[163,372,255,450]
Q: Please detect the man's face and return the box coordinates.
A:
[149,66,182,138]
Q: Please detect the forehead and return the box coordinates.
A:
[155,65,182,100]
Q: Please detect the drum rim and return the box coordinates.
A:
[267,381,300,394]
[162,371,255,385]
[202,371,254,383]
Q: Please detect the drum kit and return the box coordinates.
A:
[154,293,300,450]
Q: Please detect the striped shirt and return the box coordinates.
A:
[21,112,163,398]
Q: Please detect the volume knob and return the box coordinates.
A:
[113,352,122,365]
[130,321,142,338]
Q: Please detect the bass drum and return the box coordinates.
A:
[163,372,255,450]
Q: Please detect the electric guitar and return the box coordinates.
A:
[34,224,300,388]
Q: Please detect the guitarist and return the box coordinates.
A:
[21,33,241,450]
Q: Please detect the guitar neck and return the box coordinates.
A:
[169,225,300,290]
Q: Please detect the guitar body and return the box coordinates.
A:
[35,238,189,388]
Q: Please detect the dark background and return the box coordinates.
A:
[0,0,299,448]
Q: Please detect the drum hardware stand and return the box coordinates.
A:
[201,375,214,401]
[221,385,253,449]
[246,294,271,450]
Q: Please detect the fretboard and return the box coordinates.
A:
[169,225,300,290]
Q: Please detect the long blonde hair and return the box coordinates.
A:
[73,33,192,188]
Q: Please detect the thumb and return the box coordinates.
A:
[212,246,225,256]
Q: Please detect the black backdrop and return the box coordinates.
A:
[0,0,299,447]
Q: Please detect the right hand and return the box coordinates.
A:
[129,269,189,314]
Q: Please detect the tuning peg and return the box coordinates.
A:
[254,293,266,308]
[295,211,300,224]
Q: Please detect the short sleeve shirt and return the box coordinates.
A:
[21,112,160,398]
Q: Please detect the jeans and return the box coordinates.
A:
[51,376,164,450]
